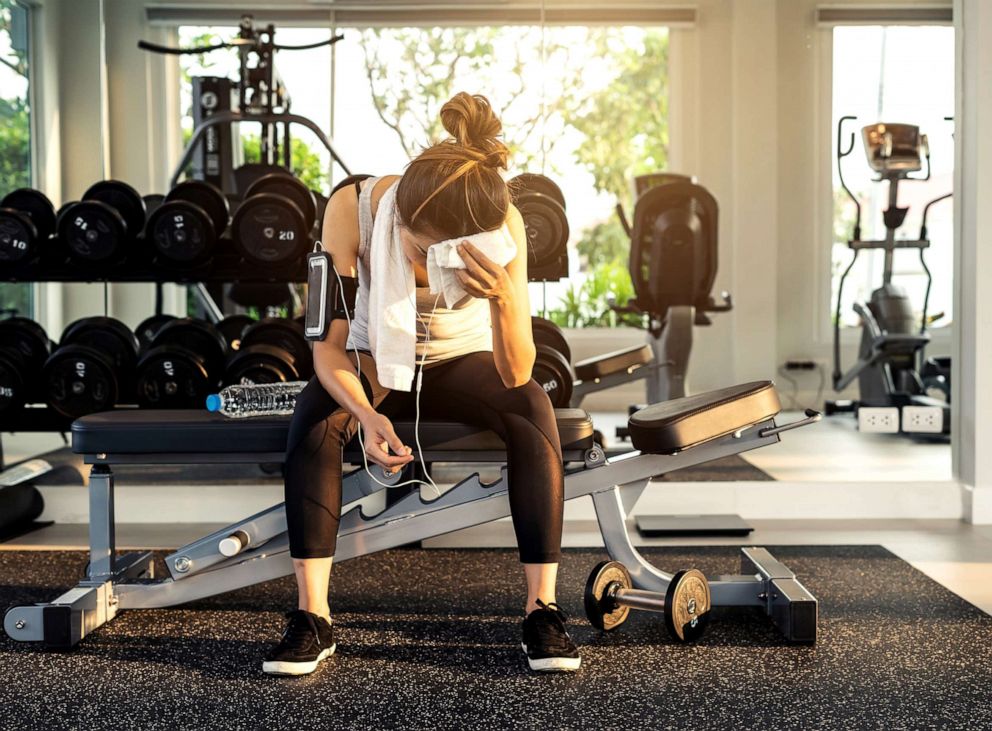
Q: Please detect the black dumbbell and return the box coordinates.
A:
[217,314,255,352]
[584,560,711,643]
[135,318,227,409]
[0,189,57,267]
[0,318,51,416]
[146,180,230,267]
[509,175,569,280]
[225,317,313,385]
[135,314,178,350]
[58,180,146,265]
[44,317,139,418]
[232,173,316,267]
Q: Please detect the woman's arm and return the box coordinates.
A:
[313,184,412,471]
[456,204,535,388]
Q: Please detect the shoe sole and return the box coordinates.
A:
[521,643,581,673]
[262,644,336,676]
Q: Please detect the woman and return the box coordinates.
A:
[262,92,581,676]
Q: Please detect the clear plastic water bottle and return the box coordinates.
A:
[205,381,307,418]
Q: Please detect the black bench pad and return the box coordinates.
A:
[574,344,653,381]
[71,408,595,456]
[628,381,781,454]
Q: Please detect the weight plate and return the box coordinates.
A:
[1,188,57,240]
[241,318,313,378]
[510,173,566,210]
[135,314,178,350]
[584,560,632,631]
[83,180,146,239]
[44,344,119,418]
[0,209,38,264]
[217,314,255,351]
[531,316,571,363]
[58,200,127,262]
[515,192,569,270]
[167,180,230,236]
[0,317,50,379]
[0,348,29,414]
[147,200,216,264]
[664,568,711,643]
[224,343,301,385]
[533,343,574,408]
[244,173,317,228]
[60,316,139,380]
[135,345,213,409]
[232,193,308,266]
[149,318,227,383]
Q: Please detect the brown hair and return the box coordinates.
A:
[395,92,510,240]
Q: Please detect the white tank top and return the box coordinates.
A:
[345,177,494,365]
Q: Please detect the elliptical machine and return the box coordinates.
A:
[827,117,952,438]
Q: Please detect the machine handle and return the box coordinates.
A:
[759,409,822,438]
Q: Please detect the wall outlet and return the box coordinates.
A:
[858,407,900,433]
[902,405,945,433]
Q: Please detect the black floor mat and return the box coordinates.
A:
[1,546,989,729]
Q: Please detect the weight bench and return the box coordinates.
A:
[4,381,820,648]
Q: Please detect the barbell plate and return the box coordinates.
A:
[232,193,308,266]
[515,192,569,271]
[664,568,711,643]
[510,173,566,210]
[584,560,632,631]
[0,209,38,264]
[1,189,56,241]
[167,180,230,236]
[244,173,317,229]
[83,180,146,239]
[533,343,574,408]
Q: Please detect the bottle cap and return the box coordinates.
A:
[205,394,222,412]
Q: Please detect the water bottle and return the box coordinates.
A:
[205,381,307,418]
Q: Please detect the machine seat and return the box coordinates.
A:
[574,344,653,381]
[71,408,595,456]
[628,381,781,454]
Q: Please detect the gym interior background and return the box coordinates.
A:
[1,0,992,727]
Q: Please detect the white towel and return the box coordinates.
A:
[367,186,517,392]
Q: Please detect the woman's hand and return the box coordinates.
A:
[455,241,514,305]
[359,412,414,474]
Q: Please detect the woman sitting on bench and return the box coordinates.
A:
[264,92,581,676]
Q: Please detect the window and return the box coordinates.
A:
[0,0,32,318]
[177,24,670,326]
[830,26,954,330]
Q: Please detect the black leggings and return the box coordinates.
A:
[284,351,564,563]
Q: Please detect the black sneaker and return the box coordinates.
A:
[262,609,336,676]
[521,599,581,672]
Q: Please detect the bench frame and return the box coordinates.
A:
[4,414,818,648]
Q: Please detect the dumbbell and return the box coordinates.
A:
[135,314,178,350]
[584,561,711,643]
[224,317,313,385]
[0,189,57,267]
[145,180,230,267]
[58,180,146,265]
[0,318,51,416]
[232,173,316,267]
[44,317,139,419]
[136,318,227,409]
[509,174,569,281]
[217,314,256,352]
[531,316,574,407]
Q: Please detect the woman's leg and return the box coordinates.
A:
[421,352,565,614]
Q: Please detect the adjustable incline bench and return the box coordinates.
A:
[4,381,820,648]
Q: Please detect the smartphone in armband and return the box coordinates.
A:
[304,247,335,341]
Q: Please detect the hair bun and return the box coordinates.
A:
[440,92,508,169]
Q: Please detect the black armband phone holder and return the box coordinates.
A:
[304,244,358,341]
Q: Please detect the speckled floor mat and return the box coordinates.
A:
[1,546,989,730]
